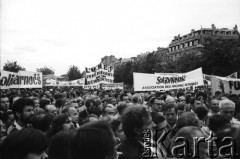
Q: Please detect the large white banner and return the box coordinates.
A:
[211,75,240,95]
[134,68,204,91]
[100,82,124,90]
[43,77,85,87]
[85,63,114,88]
[0,71,42,89]
[84,84,100,90]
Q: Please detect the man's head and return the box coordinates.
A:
[178,96,186,104]
[103,104,117,118]
[85,99,101,116]
[165,96,176,105]
[44,105,58,118]
[108,97,117,106]
[150,97,164,112]
[193,99,202,111]
[32,97,40,108]
[208,114,231,134]
[0,96,10,112]
[68,106,79,124]
[219,99,235,121]
[210,99,220,113]
[120,93,129,103]
[132,94,143,105]
[12,97,35,125]
[163,103,177,127]
[121,105,155,139]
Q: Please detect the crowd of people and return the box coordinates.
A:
[0,87,240,159]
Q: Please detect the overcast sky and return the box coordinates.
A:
[1,0,240,76]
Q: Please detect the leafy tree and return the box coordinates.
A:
[67,65,82,81]
[174,51,202,73]
[114,61,133,85]
[3,61,26,72]
[201,37,240,76]
[36,66,55,75]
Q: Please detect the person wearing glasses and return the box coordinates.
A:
[149,97,164,113]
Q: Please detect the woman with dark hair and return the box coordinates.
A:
[0,128,48,159]
[50,113,74,137]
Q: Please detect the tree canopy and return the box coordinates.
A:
[114,38,240,85]
[67,65,82,81]
[36,66,55,75]
[3,61,26,72]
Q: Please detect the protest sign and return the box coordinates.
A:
[85,63,114,88]
[84,84,100,89]
[203,74,211,86]
[211,75,240,95]
[100,83,124,90]
[134,68,204,91]
[0,70,42,89]
[43,77,85,87]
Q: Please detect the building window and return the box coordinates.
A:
[189,41,192,47]
[195,32,198,36]
[194,40,198,45]
[185,43,188,48]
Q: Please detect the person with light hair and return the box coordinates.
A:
[219,99,240,126]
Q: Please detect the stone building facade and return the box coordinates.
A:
[168,24,239,61]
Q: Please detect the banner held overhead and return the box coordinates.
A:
[133,68,204,91]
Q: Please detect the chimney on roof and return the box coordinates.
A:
[233,25,238,31]
[211,24,216,30]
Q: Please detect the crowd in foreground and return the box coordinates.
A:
[0,87,240,159]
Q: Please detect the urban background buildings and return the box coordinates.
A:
[101,24,240,66]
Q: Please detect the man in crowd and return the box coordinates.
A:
[79,98,101,124]
[118,105,156,159]
[44,104,58,118]
[163,103,178,128]
[120,93,130,103]
[132,94,143,106]
[149,97,164,113]
[208,99,220,117]
[102,104,117,119]
[62,106,80,128]
[219,99,240,127]
[7,97,35,135]
[0,96,10,113]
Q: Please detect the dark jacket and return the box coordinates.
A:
[118,138,145,159]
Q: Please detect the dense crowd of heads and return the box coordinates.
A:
[0,87,240,159]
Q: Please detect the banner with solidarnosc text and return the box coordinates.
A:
[0,70,42,89]
[134,68,204,91]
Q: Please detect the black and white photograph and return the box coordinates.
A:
[0,0,240,158]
